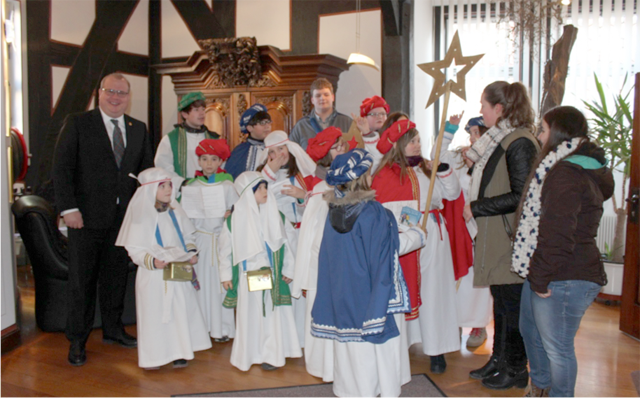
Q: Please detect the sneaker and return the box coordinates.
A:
[173,359,188,368]
[213,336,230,343]
[466,327,487,347]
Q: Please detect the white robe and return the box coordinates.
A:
[190,179,239,339]
[261,164,306,346]
[218,221,302,371]
[333,313,411,398]
[154,131,206,184]
[126,211,212,368]
[292,181,333,381]
[404,166,462,355]
[433,132,492,328]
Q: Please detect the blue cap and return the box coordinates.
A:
[465,116,485,133]
[240,104,268,134]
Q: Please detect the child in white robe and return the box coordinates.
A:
[219,171,302,371]
[115,167,211,370]
[259,130,317,347]
[184,139,239,342]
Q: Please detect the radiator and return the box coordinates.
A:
[596,215,621,254]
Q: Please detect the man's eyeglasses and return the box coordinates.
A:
[367,112,387,118]
[100,88,129,98]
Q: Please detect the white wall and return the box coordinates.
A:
[319,9,382,117]
[119,0,149,56]
[413,0,436,156]
[50,0,94,45]
[236,0,290,50]
[161,0,201,58]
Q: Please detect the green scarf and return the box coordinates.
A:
[167,126,218,178]
[222,213,292,313]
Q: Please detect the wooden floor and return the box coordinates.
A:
[2,267,639,397]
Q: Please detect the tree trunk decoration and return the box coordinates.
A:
[540,25,578,117]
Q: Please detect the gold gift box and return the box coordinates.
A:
[246,268,273,291]
[163,262,193,281]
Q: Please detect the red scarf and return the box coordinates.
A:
[372,164,422,320]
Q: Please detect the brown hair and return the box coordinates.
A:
[310,78,334,95]
[257,146,301,179]
[375,129,430,181]
[513,106,591,238]
[180,99,207,114]
[483,81,535,130]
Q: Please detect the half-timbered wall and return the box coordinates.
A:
[25,0,411,190]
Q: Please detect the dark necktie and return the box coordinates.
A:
[111,119,125,168]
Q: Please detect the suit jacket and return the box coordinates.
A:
[53,108,154,229]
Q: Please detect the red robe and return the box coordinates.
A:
[372,163,422,320]
[441,191,474,280]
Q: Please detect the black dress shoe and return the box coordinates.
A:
[470,355,500,380]
[68,342,87,366]
[103,330,137,348]
[173,359,188,368]
[261,362,278,370]
[430,355,447,374]
[481,367,528,390]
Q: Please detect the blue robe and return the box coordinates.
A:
[311,200,409,344]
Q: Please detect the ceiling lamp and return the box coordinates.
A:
[346,0,380,71]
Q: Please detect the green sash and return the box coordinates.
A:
[222,213,292,312]
[167,127,218,178]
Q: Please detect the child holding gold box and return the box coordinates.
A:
[218,171,302,371]
[116,167,211,370]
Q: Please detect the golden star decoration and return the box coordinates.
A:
[418,31,484,109]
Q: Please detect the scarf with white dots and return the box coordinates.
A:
[511,137,585,278]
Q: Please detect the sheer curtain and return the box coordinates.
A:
[421,0,637,150]
[561,0,638,112]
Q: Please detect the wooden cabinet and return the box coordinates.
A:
[153,38,349,150]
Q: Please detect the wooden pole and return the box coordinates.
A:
[421,80,452,231]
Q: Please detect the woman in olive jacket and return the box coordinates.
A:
[463,81,540,390]
[514,106,613,397]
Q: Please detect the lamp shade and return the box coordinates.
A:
[347,52,380,71]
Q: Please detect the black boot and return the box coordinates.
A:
[470,313,505,380]
[430,355,446,374]
[469,354,501,380]
[481,366,528,390]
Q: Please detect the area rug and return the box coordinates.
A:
[175,373,446,397]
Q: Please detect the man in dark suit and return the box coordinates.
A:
[53,73,154,366]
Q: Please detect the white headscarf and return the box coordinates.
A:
[115,167,193,249]
[231,171,286,265]
[264,130,317,177]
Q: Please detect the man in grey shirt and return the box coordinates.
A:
[289,78,353,149]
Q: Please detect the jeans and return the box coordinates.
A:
[520,279,601,397]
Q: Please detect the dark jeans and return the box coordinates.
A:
[490,283,527,369]
[65,210,129,344]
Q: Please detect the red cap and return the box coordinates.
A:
[376,119,417,155]
[360,95,390,117]
[195,139,231,160]
[306,127,342,162]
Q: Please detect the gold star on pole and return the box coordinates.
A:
[418,31,484,109]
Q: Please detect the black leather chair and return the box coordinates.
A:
[11,195,136,332]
